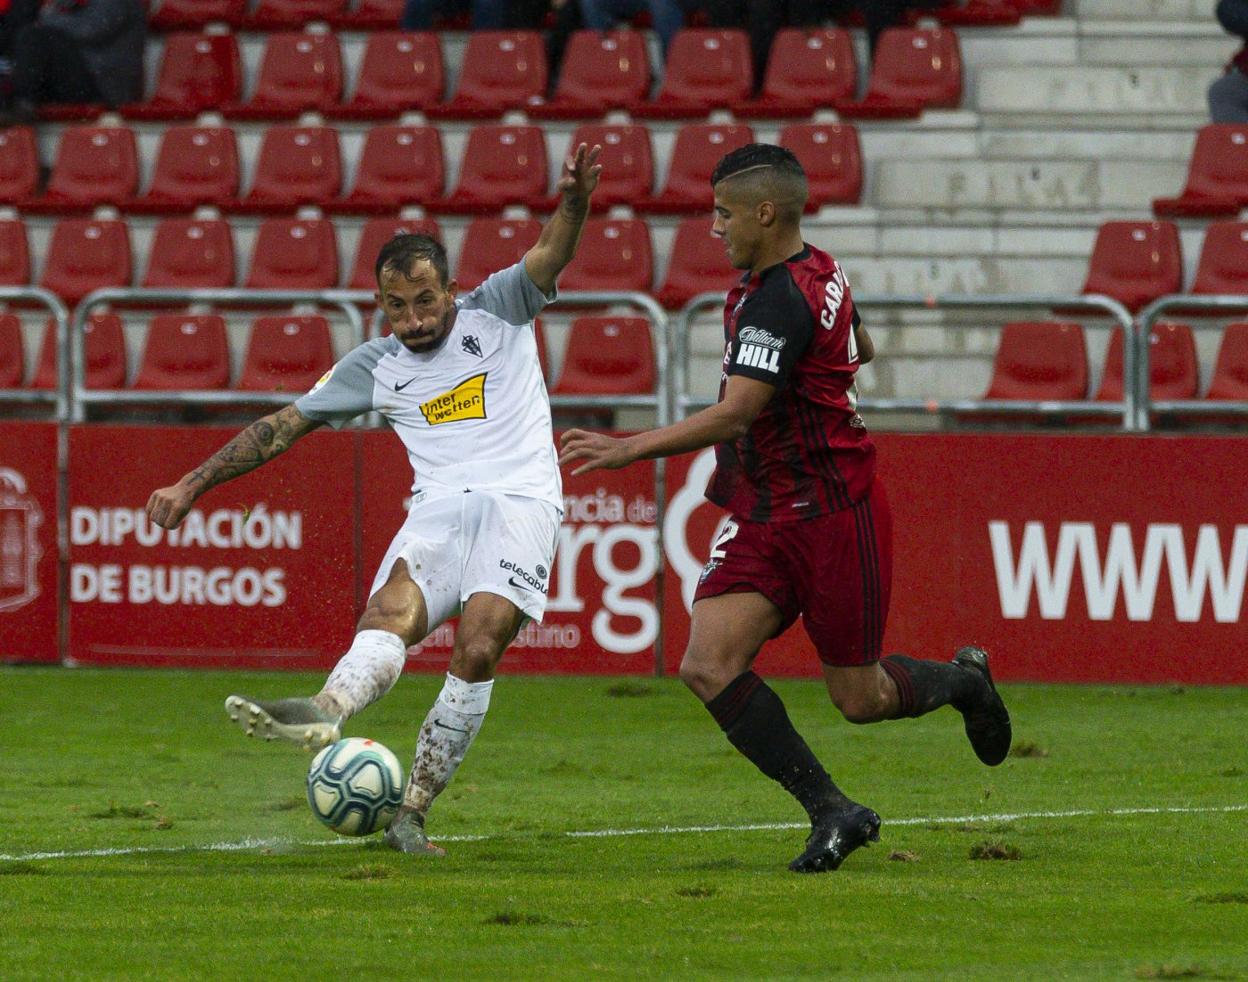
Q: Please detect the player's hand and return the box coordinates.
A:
[556,143,602,201]
[146,482,197,530]
[558,429,636,476]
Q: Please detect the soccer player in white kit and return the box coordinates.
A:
[145,144,602,855]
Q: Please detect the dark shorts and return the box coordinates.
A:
[693,478,893,666]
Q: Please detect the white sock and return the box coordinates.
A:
[402,673,494,815]
[315,629,407,721]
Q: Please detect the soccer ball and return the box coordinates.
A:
[306,737,404,836]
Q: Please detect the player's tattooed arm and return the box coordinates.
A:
[524,142,603,294]
[145,405,324,529]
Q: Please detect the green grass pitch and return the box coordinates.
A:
[1,666,1246,980]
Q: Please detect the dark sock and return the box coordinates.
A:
[880,654,979,719]
[705,671,850,820]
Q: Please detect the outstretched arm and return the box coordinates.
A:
[523,143,602,295]
[558,376,776,476]
[146,404,324,529]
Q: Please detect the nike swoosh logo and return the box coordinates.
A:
[394,377,417,392]
[433,718,469,734]
[508,576,533,593]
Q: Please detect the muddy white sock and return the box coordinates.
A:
[402,673,494,815]
[314,629,407,721]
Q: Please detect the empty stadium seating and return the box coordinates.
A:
[23,126,138,214]
[1094,323,1199,405]
[31,314,127,390]
[655,217,739,309]
[0,127,37,204]
[737,28,857,118]
[242,0,342,31]
[1206,323,1248,402]
[637,123,754,214]
[455,218,541,291]
[237,315,335,392]
[533,125,655,212]
[553,317,656,397]
[230,126,342,214]
[149,0,246,30]
[433,125,548,215]
[40,220,133,306]
[1081,221,1183,314]
[327,32,444,120]
[244,218,338,291]
[633,29,752,119]
[426,30,547,119]
[141,218,236,291]
[223,32,342,120]
[982,321,1088,401]
[529,30,650,120]
[125,126,240,214]
[557,219,653,294]
[122,32,241,120]
[0,221,30,287]
[779,123,863,209]
[0,314,22,387]
[836,27,963,118]
[1153,124,1248,218]
[1188,222,1248,308]
[325,126,444,215]
[132,314,231,390]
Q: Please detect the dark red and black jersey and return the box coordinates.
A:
[705,243,875,522]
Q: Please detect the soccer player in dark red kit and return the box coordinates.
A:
[559,143,1011,873]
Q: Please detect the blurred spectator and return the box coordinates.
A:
[0,0,145,124]
[578,0,688,58]
[702,0,824,91]
[1210,0,1248,122]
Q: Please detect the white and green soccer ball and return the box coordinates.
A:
[306,737,404,836]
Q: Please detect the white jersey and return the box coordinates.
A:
[296,262,562,511]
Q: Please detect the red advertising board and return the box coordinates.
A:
[67,425,359,669]
[359,430,660,676]
[663,434,1248,685]
[0,422,59,663]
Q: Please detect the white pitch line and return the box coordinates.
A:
[2,803,1245,864]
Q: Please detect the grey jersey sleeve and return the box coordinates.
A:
[458,261,556,326]
[294,338,389,429]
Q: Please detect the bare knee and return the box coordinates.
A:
[679,646,749,703]
[831,691,889,725]
[824,664,897,724]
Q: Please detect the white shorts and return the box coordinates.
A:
[370,489,561,628]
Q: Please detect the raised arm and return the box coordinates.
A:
[146,404,323,529]
[523,143,602,295]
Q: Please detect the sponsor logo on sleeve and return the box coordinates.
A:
[309,365,334,394]
[735,326,784,374]
[419,373,487,425]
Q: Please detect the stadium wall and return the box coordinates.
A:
[2,423,1245,685]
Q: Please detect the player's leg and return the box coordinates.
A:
[224,559,430,751]
[385,591,525,855]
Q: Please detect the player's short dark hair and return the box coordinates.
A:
[374,233,450,289]
[710,143,808,220]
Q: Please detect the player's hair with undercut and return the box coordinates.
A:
[710,143,808,222]
[375,233,450,288]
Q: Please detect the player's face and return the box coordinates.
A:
[377,258,458,353]
[712,184,764,271]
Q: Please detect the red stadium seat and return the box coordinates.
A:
[325,126,443,215]
[328,32,444,120]
[125,126,239,214]
[149,0,245,30]
[982,321,1088,401]
[0,220,30,286]
[0,314,23,387]
[533,124,654,212]
[242,0,343,29]
[237,315,334,392]
[327,0,403,29]
[1081,221,1183,315]
[1153,124,1248,219]
[1206,322,1248,401]
[231,126,341,214]
[455,218,541,291]
[1095,323,1199,403]
[553,316,656,395]
[0,127,37,204]
[223,33,342,120]
[245,218,338,291]
[40,219,132,306]
[1188,221,1248,310]
[558,219,653,294]
[432,124,548,215]
[529,30,650,119]
[122,33,241,120]
[779,123,862,209]
[656,217,740,309]
[737,29,856,118]
[23,126,137,213]
[836,28,962,119]
[426,30,547,120]
[133,314,231,390]
[637,123,754,214]
[930,0,1020,27]
[31,314,127,390]
[633,29,752,119]
[141,218,236,290]
[347,217,442,290]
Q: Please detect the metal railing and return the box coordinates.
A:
[1137,294,1248,430]
[674,291,1139,429]
[0,287,70,418]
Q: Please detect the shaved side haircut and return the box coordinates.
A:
[710,143,809,223]
[375,233,450,287]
